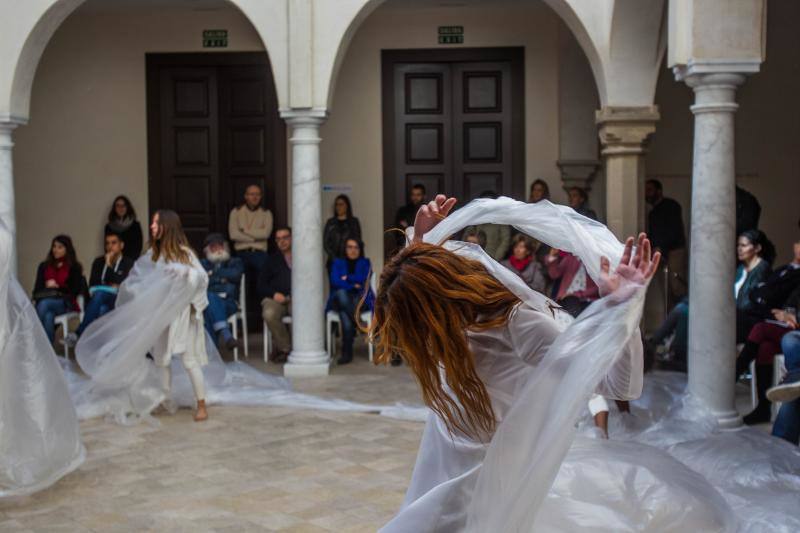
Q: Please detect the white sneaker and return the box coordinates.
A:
[766,381,800,403]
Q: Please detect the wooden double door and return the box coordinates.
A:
[382,48,524,252]
[147,53,286,250]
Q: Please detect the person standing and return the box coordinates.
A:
[323,194,362,272]
[105,195,143,260]
[259,227,292,363]
[70,232,134,341]
[645,179,687,303]
[229,184,273,319]
[149,210,211,422]
[32,235,84,345]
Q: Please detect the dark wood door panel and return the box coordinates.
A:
[382,49,524,256]
[147,53,286,252]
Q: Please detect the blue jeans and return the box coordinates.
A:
[332,289,359,358]
[36,297,69,343]
[237,250,267,323]
[204,292,238,339]
[76,291,117,336]
[652,299,689,360]
[772,331,800,445]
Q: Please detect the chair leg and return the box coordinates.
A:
[242,317,249,358]
[326,316,332,359]
[263,322,270,363]
[231,320,239,362]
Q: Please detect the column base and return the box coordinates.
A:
[714,409,743,430]
[283,350,330,378]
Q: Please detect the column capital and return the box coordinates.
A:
[596,105,659,156]
[279,107,328,126]
[0,121,19,149]
[556,159,600,192]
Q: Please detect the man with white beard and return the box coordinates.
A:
[200,233,244,351]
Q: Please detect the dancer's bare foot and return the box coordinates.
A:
[194,399,208,422]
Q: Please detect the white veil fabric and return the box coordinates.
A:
[0,220,85,498]
[381,198,734,532]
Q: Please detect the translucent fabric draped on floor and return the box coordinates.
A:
[69,253,404,423]
[381,198,735,532]
[0,220,85,498]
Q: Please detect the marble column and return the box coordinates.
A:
[280,109,329,377]
[0,122,18,274]
[678,72,746,428]
[596,106,659,239]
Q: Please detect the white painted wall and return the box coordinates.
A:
[13,5,265,290]
[321,1,566,274]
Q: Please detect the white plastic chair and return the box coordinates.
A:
[772,354,786,422]
[263,314,292,362]
[227,274,249,361]
[326,274,375,362]
[55,295,84,360]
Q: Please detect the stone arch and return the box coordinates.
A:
[2,0,289,121]
[323,0,609,109]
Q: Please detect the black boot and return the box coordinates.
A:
[743,363,773,425]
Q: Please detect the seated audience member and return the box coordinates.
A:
[394,184,427,247]
[734,229,774,341]
[200,233,244,351]
[70,233,134,343]
[462,227,488,249]
[326,238,375,365]
[768,330,800,445]
[258,226,292,363]
[528,179,550,204]
[472,190,511,260]
[501,234,547,293]
[649,229,774,368]
[33,235,84,345]
[567,186,598,221]
[105,195,143,260]
[229,184,273,317]
[545,247,599,318]
[323,194,362,272]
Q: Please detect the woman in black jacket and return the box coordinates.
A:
[323,194,362,272]
[105,195,143,259]
[33,235,84,344]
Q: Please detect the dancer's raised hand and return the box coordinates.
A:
[598,233,661,296]
[412,194,457,243]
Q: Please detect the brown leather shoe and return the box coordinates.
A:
[194,399,208,422]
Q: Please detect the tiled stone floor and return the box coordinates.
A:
[0,340,425,532]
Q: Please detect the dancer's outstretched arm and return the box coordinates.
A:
[412,194,457,244]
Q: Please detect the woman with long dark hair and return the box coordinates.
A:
[147,210,211,421]
[366,196,734,532]
[323,194,362,272]
[326,237,374,365]
[105,195,143,259]
[32,235,84,344]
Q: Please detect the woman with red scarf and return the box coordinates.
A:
[32,235,84,344]
[501,233,547,293]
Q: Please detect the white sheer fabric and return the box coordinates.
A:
[382,198,733,532]
[0,221,85,498]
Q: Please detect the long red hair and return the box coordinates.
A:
[368,243,520,439]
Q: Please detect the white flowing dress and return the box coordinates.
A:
[0,220,85,498]
[381,198,734,532]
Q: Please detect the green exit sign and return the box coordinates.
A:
[203,29,228,48]
[438,26,464,45]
